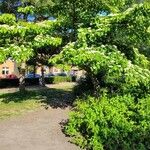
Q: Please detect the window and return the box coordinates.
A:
[2,67,9,75]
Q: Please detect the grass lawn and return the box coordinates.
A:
[0,91,41,120]
[0,83,75,120]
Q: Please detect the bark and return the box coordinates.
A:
[90,74,100,98]
[71,0,77,42]
[41,66,45,87]
[19,69,26,92]
[33,65,36,78]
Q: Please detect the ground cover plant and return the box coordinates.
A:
[65,95,150,150]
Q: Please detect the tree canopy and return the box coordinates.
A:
[52,2,150,95]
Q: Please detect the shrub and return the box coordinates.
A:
[65,95,150,150]
[45,76,72,84]
[44,77,54,84]
[73,67,150,99]
[25,78,39,86]
[73,75,94,96]
[0,79,19,88]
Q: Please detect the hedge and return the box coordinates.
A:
[0,76,72,88]
[45,76,72,84]
[0,79,19,88]
[25,78,40,86]
[65,95,150,150]
[0,78,39,88]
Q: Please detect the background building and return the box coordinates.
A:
[0,59,19,78]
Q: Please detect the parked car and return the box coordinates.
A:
[6,74,18,79]
[25,73,41,78]
[44,73,55,78]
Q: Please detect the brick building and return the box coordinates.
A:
[0,59,19,78]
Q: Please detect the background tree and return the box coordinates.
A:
[0,0,21,14]
[52,0,140,41]
[0,12,62,91]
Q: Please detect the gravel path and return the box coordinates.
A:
[0,83,80,150]
[0,108,80,150]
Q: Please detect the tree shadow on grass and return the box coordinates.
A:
[39,87,75,109]
[0,91,41,103]
[0,86,75,109]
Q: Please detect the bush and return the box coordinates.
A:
[25,78,39,86]
[45,76,72,84]
[44,77,54,84]
[73,69,150,99]
[65,95,150,150]
[0,79,19,88]
[73,76,94,96]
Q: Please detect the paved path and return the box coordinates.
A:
[0,83,80,150]
[0,108,80,150]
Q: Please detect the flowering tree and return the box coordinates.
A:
[52,3,150,96]
[0,13,62,90]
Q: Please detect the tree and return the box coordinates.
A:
[0,0,21,14]
[18,0,54,21]
[0,13,62,91]
[52,0,140,41]
[52,2,150,96]
[18,2,63,86]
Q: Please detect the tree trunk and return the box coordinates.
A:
[41,66,45,87]
[71,0,77,42]
[33,65,36,78]
[19,63,26,92]
[90,74,100,97]
[19,69,26,92]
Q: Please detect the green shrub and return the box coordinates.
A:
[45,76,72,84]
[25,78,39,86]
[73,68,150,99]
[65,95,150,150]
[44,77,54,84]
[0,79,19,88]
[73,75,94,96]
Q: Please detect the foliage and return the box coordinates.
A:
[45,76,72,84]
[0,13,62,63]
[0,0,21,14]
[21,0,54,19]
[0,79,19,88]
[51,3,150,149]
[52,0,140,41]
[52,3,150,95]
[65,95,150,150]
[73,75,94,96]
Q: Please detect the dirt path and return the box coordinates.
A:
[0,83,80,150]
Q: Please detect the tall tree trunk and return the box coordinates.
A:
[90,74,100,97]
[19,63,26,92]
[33,65,36,78]
[41,66,45,87]
[71,0,77,42]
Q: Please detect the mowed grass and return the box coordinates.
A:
[0,83,75,120]
[0,91,42,120]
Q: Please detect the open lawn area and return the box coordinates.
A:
[0,83,75,120]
